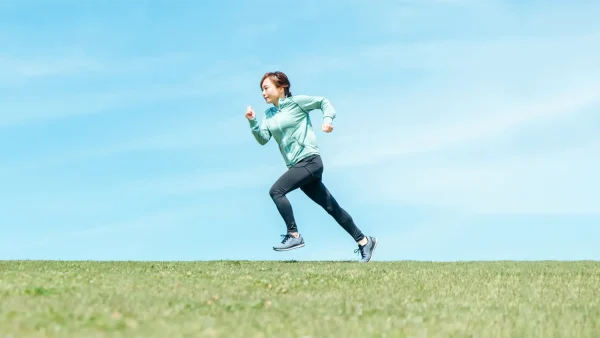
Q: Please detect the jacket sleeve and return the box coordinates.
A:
[248,115,271,145]
[292,95,336,125]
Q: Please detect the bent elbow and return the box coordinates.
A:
[255,136,269,145]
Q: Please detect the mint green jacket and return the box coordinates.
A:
[248,95,336,168]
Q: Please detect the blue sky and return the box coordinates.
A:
[1,0,599,261]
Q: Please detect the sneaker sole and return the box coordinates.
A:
[363,237,378,262]
[273,243,305,252]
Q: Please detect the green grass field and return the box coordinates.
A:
[1,260,599,337]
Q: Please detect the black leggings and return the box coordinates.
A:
[268,154,365,242]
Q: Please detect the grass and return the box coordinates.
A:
[1,260,599,337]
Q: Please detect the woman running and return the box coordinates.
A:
[245,71,378,263]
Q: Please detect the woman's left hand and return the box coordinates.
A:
[321,123,333,133]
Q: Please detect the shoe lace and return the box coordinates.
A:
[354,245,366,259]
[280,234,292,244]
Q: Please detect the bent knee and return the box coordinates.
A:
[269,185,284,199]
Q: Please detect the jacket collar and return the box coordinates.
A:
[273,96,292,109]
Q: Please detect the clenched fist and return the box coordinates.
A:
[322,123,333,133]
[245,105,255,120]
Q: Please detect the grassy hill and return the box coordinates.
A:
[1,260,598,337]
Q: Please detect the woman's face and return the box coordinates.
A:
[261,77,283,104]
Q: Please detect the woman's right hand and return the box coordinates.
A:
[245,105,255,120]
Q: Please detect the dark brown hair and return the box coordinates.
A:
[260,71,292,97]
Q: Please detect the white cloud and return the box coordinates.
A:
[123,165,282,196]
[0,53,263,127]
[355,139,600,214]
[0,51,190,84]
[0,113,252,173]
[326,83,600,169]
[313,29,600,168]
[1,79,206,127]
[310,28,600,215]
[0,202,228,257]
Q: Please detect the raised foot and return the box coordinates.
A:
[355,236,378,262]
[273,233,305,252]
